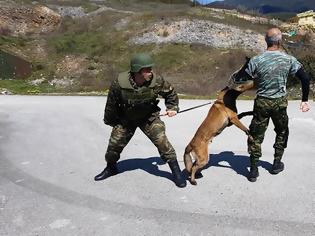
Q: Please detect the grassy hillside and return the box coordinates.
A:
[0,0,313,98]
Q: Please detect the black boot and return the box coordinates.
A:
[247,165,259,182]
[168,159,186,188]
[270,159,284,175]
[94,163,118,181]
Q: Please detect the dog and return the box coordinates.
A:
[183,81,254,185]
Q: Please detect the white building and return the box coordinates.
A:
[297,10,315,27]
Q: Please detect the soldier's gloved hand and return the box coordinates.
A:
[300,101,310,112]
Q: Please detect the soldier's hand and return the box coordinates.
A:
[300,101,310,112]
[165,110,177,117]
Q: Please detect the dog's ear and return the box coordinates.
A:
[221,86,229,91]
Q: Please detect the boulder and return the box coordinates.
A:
[0,5,61,36]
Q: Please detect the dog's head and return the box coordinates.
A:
[231,57,251,84]
[217,81,254,101]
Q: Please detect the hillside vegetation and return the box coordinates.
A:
[0,0,314,99]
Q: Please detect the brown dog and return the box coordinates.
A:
[183,81,254,185]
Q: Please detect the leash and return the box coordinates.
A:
[160,101,212,116]
[178,101,212,114]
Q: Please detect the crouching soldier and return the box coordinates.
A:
[94,53,186,188]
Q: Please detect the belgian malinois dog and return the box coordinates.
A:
[183,80,254,185]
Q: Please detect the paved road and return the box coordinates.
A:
[0,96,314,236]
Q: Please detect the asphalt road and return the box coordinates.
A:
[0,96,314,236]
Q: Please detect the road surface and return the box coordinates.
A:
[0,96,314,235]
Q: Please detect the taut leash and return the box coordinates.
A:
[160,101,212,116]
[178,101,212,114]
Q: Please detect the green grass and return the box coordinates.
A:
[154,44,192,71]
[49,32,106,55]
[104,0,192,12]
[19,0,98,7]
[266,12,296,21]
[0,36,28,47]
[0,79,57,94]
[81,2,100,13]
[8,0,33,4]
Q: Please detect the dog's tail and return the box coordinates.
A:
[237,111,253,119]
[184,144,193,173]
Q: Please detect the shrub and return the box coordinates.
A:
[49,32,106,55]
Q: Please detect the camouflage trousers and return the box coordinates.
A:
[105,117,177,164]
[248,96,289,166]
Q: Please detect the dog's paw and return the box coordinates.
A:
[190,179,197,185]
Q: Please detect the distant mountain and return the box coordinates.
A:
[207,0,315,14]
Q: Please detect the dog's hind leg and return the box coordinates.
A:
[183,144,193,173]
[190,144,209,185]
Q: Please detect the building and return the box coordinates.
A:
[297,10,315,27]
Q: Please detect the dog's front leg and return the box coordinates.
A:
[230,116,253,141]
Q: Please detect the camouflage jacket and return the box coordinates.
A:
[103,72,179,126]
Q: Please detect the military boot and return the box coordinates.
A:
[94,163,118,181]
[270,159,284,175]
[247,165,259,182]
[168,159,186,188]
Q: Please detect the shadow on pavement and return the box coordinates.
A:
[117,156,174,181]
[202,151,273,178]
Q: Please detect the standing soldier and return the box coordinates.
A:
[94,53,186,188]
[240,28,310,182]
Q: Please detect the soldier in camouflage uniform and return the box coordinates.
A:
[94,53,186,188]
[239,28,310,182]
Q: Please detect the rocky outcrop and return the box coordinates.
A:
[0,5,61,36]
[49,5,86,18]
[130,19,266,52]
